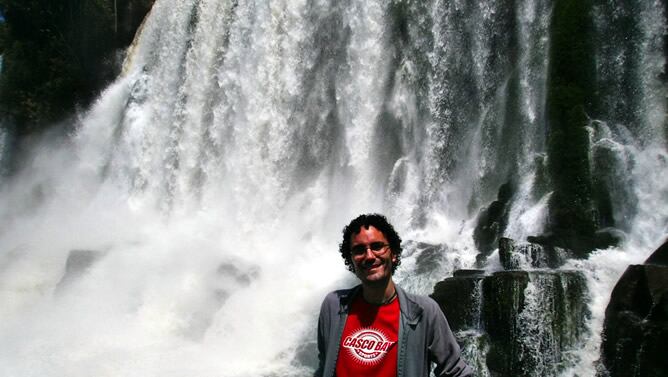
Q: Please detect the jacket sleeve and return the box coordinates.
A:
[426,298,473,377]
[314,294,332,377]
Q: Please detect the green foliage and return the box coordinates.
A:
[0,0,123,134]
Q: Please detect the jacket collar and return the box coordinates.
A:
[338,284,423,324]
[395,285,423,324]
[338,285,361,314]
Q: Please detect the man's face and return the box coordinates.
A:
[350,225,396,286]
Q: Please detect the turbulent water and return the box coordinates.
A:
[0,0,666,376]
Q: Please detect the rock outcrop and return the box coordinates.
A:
[598,239,668,377]
[473,183,514,265]
[432,238,589,376]
[498,237,571,269]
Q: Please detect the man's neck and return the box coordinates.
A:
[361,279,396,305]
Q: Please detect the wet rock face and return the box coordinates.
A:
[402,240,457,277]
[498,237,572,269]
[599,239,668,377]
[473,183,514,265]
[484,270,588,376]
[432,271,485,332]
[431,266,589,376]
[432,233,594,376]
[413,242,450,275]
[118,1,156,46]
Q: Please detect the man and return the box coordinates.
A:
[315,213,472,377]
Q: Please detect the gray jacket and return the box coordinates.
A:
[314,284,473,377]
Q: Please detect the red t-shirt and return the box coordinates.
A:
[335,294,400,377]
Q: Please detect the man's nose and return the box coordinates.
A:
[362,247,376,259]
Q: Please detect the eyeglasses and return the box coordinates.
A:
[350,242,390,256]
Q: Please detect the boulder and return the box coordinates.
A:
[55,249,105,292]
[473,183,514,265]
[593,227,626,249]
[645,238,668,266]
[414,242,447,275]
[599,242,668,377]
[404,240,452,275]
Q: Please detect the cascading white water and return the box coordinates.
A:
[0,0,665,376]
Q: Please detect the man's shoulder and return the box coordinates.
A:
[405,291,439,308]
[325,285,360,297]
[320,285,361,307]
[396,286,442,318]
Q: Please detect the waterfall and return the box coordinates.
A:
[0,0,665,376]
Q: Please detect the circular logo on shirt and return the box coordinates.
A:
[342,328,396,364]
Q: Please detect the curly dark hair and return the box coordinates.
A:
[339,213,403,273]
